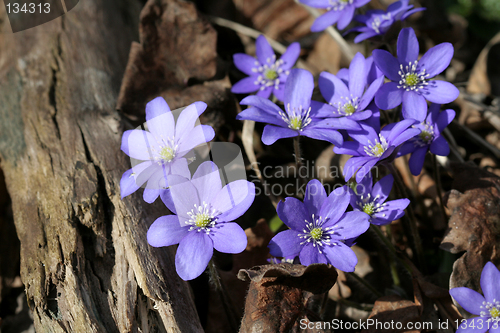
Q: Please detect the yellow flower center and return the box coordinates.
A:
[289,116,303,130]
[195,213,211,228]
[419,130,433,144]
[339,0,349,2]
[363,202,375,215]
[310,227,323,240]
[371,143,385,157]
[264,69,278,81]
[160,146,175,162]
[490,307,500,318]
[405,73,419,87]
[344,103,356,115]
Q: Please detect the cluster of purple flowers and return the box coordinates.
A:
[120,0,460,281]
[230,16,457,270]
[120,97,255,280]
[299,0,424,40]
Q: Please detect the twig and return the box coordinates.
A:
[208,16,311,71]
[452,120,500,159]
[293,0,355,61]
[241,120,279,208]
[442,128,465,163]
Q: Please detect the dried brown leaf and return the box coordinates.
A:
[205,219,274,333]
[441,163,500,294]
[361,295,422,333]
[238,263,337,333]
[116,0,234,127]
[232,0,313,42]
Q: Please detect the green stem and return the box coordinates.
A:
[432,154,448,221]
[207,260,240,332]
[293,136,307,187]
[370,224,412,274]
[335,298,374,312]
[384,225,401,287]
[348,272,383,298]
[387,163,426,274]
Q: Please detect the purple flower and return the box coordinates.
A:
[397,104,455,176]
[349,1,426,43]
[450,262,500,333]
[237,68,355,145]
[373,28,459,122]
[268,180,370,272]
[120,97,214,205]
[317,52,384,124]
[147,161,255,280]
[231,35,300,101]
[300,0,371,32]
[350,174,409,225]
[336,55,384,87]
[334,119,420,182]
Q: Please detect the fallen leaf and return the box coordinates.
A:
[116,0,235,132]
[361,295,421,333]
[238,263,337,333]
[441,163,500,303]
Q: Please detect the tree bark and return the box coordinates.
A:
[0,1,203,332]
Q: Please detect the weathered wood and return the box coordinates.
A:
[0,1,203,332]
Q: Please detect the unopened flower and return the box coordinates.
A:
[147,161,255,280]
[300,0,371,32]
[373,28,459,121]
[450,262,500,333]
[231,35,300,101]
[334,119,420,182]
[349,0,425,43]
[120,97,214,205]
[350,174,409,225]
[268,180,370,272]
[238,68,355,145]
[397,104,455,175]
[317,52,384,123]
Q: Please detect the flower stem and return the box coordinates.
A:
[387,163,426,274]
[293,136,308,187]
[348,272,383,298]
[384,225,401,287]
[207,260,240,331]
[432,154,448,221]
[370,225,412,275]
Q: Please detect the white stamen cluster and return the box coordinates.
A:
[370,13,392,34]
[480,300,500,321]
[186,201,219,234]
[364,134,389,157]
[397,60,430,92]
[327,0,353,12]
[298,214,338,254]
[151,136,179,163]
[356,193,388,221]
[279,103,312,131]
[252,55,288,91]
[333,96,360,116]
[412,123,435,147]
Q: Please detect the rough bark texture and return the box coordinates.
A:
[0,1,203,332]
